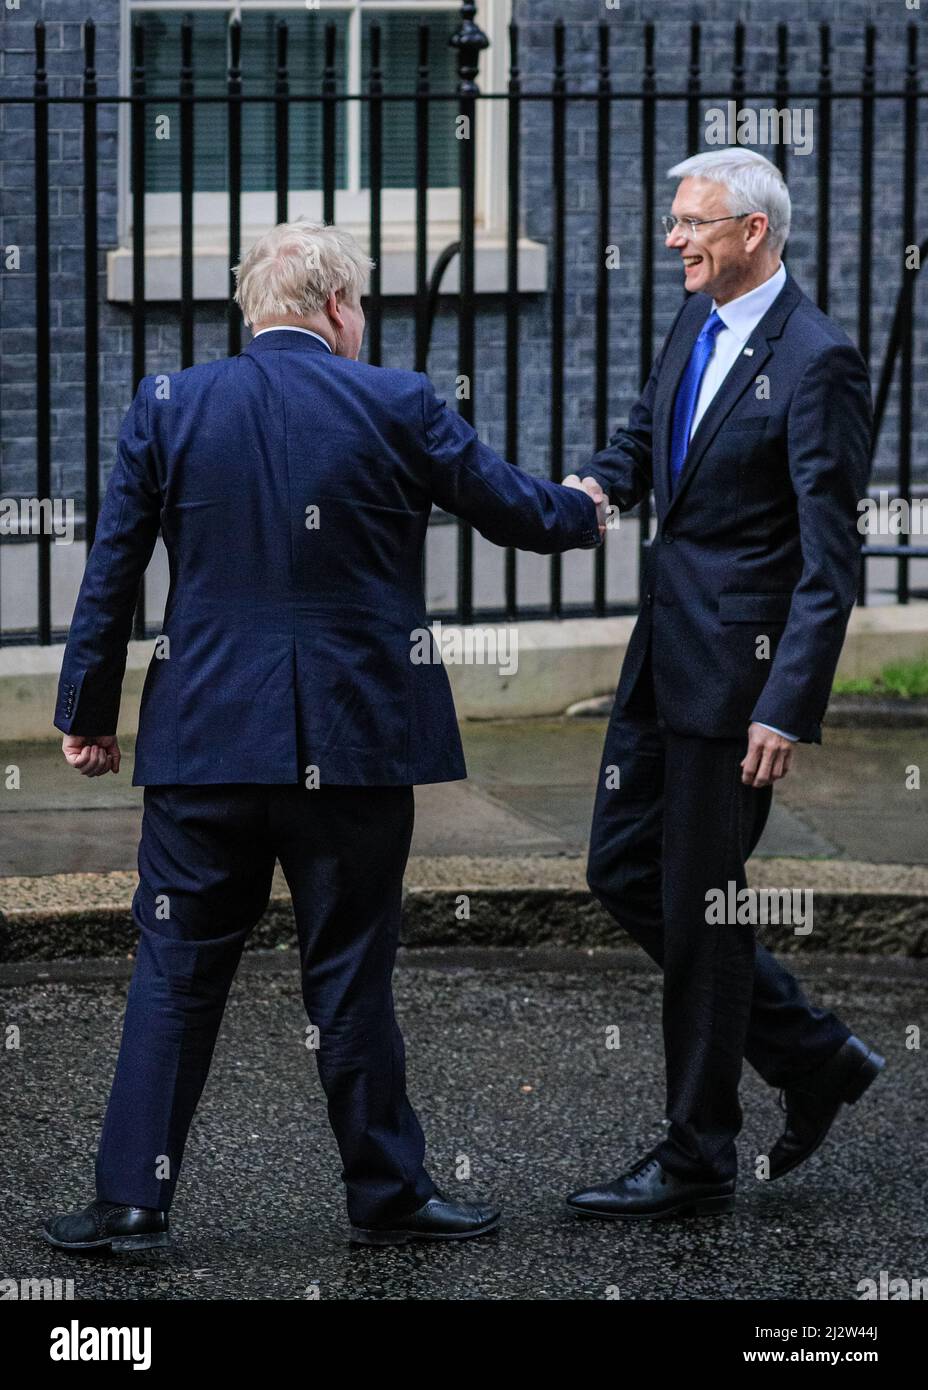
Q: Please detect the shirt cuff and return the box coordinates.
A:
[755,722,798,742]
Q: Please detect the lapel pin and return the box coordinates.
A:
[743,348,754,357]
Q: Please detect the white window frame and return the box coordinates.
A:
[109,0,546,298]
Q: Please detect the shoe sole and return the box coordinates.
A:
[348,1214,501,1247]
[768,1046,886,1182]
[41,1227,171,1254]
[567,1193,736,1221]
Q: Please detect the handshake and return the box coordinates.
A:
[563,474,608,536]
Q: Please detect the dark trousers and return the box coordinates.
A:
[586,659,850,1181]
[95,783,436,1227]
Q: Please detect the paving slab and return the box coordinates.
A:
[4,719,925,877]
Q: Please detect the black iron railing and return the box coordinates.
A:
[0,6,925,646]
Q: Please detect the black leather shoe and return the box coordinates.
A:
[349,1191,501,1246]
[42,1199,170,1254]
[566,1152,736,1220]
[768,1035,885,1181]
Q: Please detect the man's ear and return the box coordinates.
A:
[745,212,770,252]
[326,289,345,328]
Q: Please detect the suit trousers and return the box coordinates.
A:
[586,657,850,1181]
[95,782,436,1227]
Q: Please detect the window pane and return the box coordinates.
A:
[239,11,349,193]
[137,10,349,194]
[136,7,457,194]
[138,11,230,194]
[361,11,459,189]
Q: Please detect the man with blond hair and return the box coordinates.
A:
[44,219,605,1252]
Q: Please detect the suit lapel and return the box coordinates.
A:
[666,337,773,510]
[664,273,802,518]
[652,299,710,515]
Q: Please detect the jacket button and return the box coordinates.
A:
[663,532,674,543]
[646,591,653,605]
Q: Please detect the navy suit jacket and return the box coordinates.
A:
[53,330,600,785]
[585,272,873,744]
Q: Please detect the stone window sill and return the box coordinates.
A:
[106,233,548,302]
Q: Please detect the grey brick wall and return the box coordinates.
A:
[1,0,925,519]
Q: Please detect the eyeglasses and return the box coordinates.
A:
[661,213,751,237]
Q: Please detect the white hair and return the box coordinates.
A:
[667,148,791,254]
[233,218,375,327]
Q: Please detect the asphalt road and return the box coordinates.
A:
[2,947,924,1301]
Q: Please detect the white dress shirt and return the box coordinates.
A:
[688,262,796,743]
[689,261,786,438]
[253,325,333,353]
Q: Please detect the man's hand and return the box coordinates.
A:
[741,722,793,789]
[563,474,607,535]
[61,734,121,777]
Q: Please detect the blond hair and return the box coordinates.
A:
[233,219,374,327]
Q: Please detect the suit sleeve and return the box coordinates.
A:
[53,379,163,736]
[418,375,601,555]
[750,343,873,741]
[582,299,689,509]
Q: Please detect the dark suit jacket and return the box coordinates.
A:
[585,271,873,744]
[53,330,600,785]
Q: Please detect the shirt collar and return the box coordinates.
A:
[713,262,787,343]
[253,325,333,353]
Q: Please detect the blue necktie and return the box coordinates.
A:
[669,309,724,490]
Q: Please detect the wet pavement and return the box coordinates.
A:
[2,719,927,878]
[2,717,925,1302]
[1,947,923,1301]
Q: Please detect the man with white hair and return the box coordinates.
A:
[44,219,605,1252]
[566,148,884,1221]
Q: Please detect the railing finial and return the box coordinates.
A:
[450,2,490,94]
